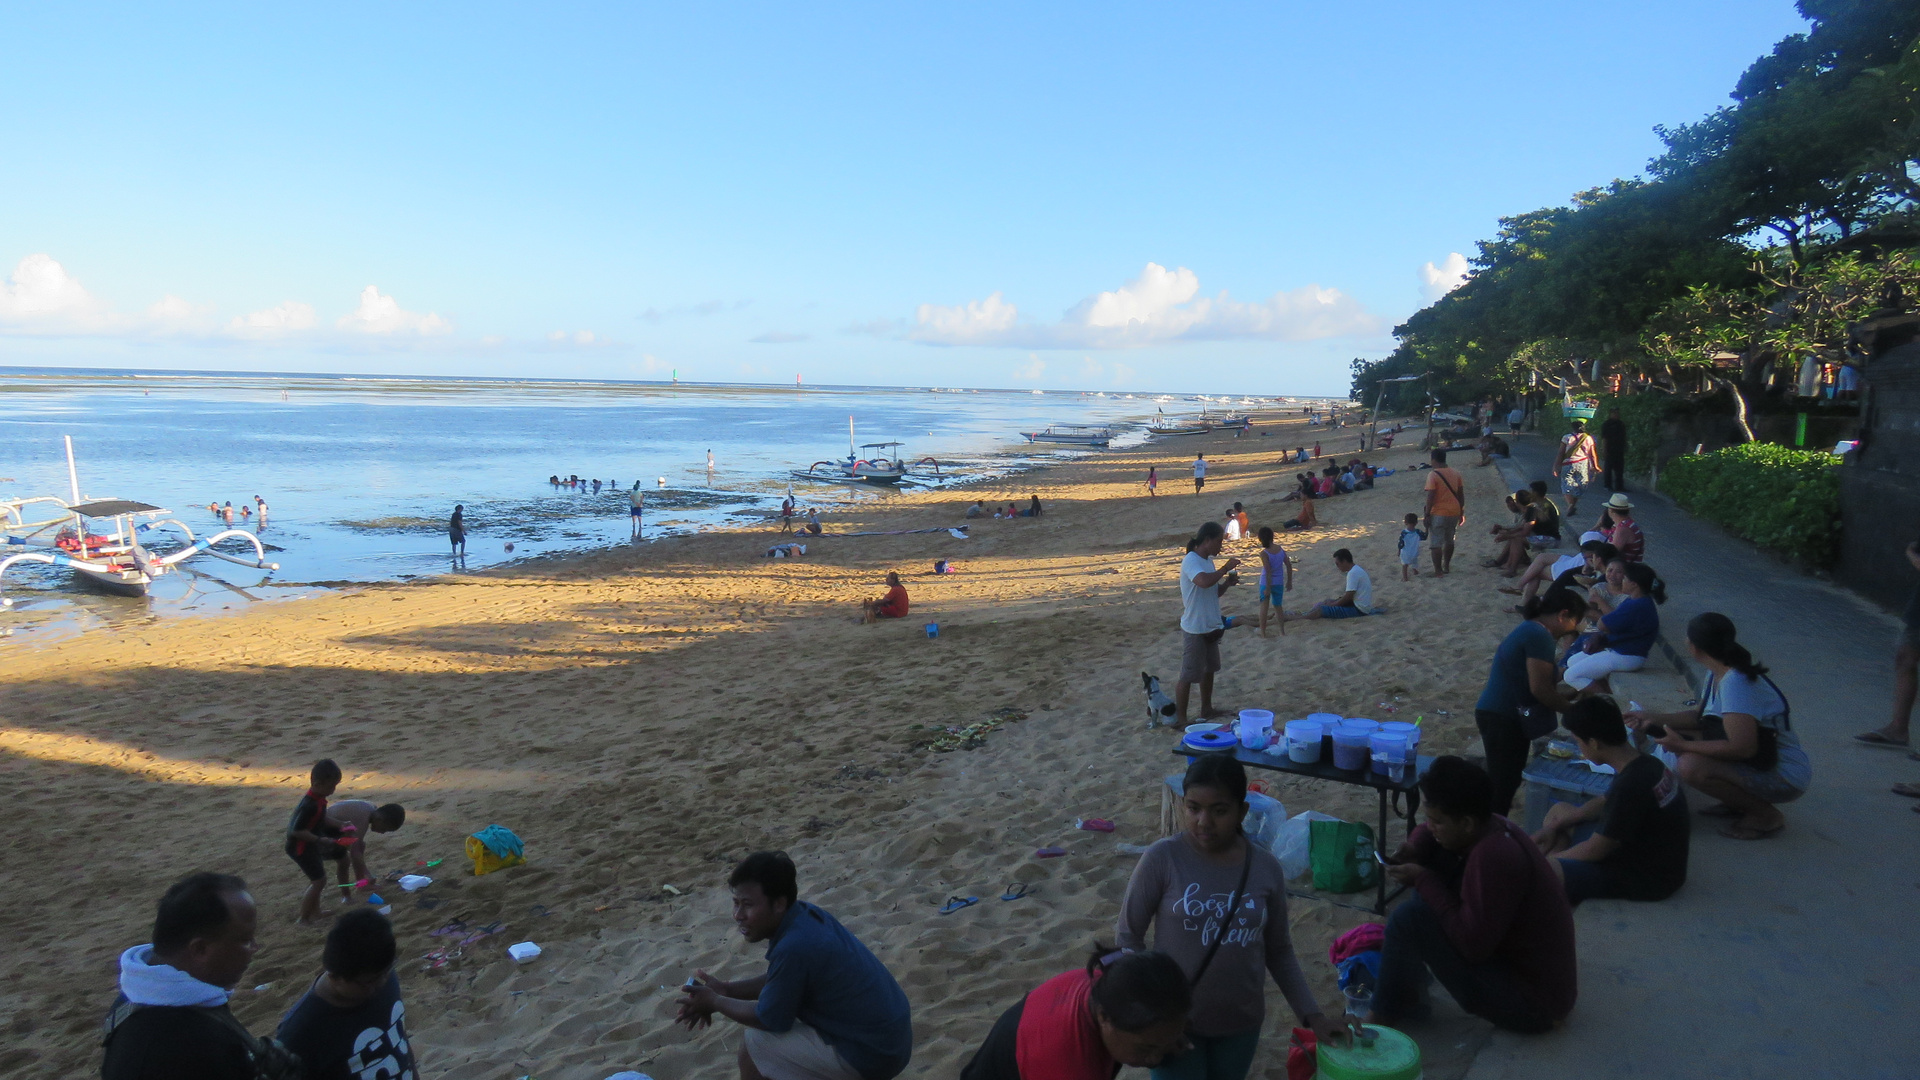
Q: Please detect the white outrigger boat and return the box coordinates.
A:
[1020,423,1114,447]
[790,418,944,486]
[0,438,279,607]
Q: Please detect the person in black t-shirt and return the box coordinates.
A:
[277,908,418,1080]
[1532,697,1689,903]
[1600,409,1628,491]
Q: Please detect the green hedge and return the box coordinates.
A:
[1659,442,1841,566]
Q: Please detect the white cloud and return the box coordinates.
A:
[908,263,1382,348]
[1012,354,1046,380]
[337,285,451,336]
[227,300,318,338]
[0,253,112,330]
[1420,252,1470,302]
[750,330,809,344]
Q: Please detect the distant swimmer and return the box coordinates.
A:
[222,501,235,525]
[253,495,268,523]
[593,479,602,494]
[657,476,667,489]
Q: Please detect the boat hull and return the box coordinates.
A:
[72,565,151,597]
[789,470,906,486]
[1147,426,1211,436]
[1022,433,1111,446]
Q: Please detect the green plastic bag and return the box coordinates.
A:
[1309,818,1377,893]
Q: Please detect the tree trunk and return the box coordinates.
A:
[1716,377,1756,443]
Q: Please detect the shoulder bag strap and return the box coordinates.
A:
[1188,840,1255,989]
[1761,675,1792,731]
[1438,471,1463,506]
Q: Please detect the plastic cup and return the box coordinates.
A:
[1343,985,1374,1019]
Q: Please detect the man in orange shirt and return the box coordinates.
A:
[1423,448,1466,576]
[861,571,910,623]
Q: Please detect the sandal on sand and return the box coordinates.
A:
[1698,804,1743,818]
[1719,821,1785,841]
[1498,586,1523,596]
[1854,730,1910,748]
[428,918,470,937]
[937,896,979,915]
[1000,882,1034,901]
[1892,783,1920,798]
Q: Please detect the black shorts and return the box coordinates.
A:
[288,845,345,882]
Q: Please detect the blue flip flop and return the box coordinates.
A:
[1000,882,1033,901]
[937,895,979,915]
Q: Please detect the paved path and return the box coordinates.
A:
[1451,435,1920,1079]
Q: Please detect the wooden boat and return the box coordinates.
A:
[1020,423,1113,447]
[790,418,943,486]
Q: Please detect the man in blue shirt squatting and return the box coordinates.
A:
[676,851,913,1080]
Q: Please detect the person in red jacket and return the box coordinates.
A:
[960,947,1191,1080]
[1373,756,1577,1033]
[861,572,910,623]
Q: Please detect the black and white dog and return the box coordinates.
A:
[1142,672,1177,728]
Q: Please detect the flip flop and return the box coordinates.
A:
[1697,804,1743,818]
[1719,821,1785,840]
[1853,731,1910,748]
[1892,783,1920,798]
[1000,882,1034,901]
[428,918,470,937]
[529,904,555,918]
[937,896,980,914]
[1034,846,1068,859]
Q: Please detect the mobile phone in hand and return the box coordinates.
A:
[1371,849,1388,866]
[1644,723,1667,738]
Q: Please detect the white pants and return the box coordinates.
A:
[1565,648,1645,690]
[743,1022,863,1080]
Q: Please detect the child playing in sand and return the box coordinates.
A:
[1256,526,1295,636]
[1400,513,1426,581]
[324,800,406,894]
[286,759,345,926]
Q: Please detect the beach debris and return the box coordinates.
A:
[1115,843,1153,856]
[398,875,433,892]
[366,893,386,906]
[1000,882,1034,901]
[605,1073,655,1080]
[1034,846,1068,859]
[925,707,1028,752]
[1074,818,1116,833]
[661,883,682,896]
[508,941,543,964]
[529,904,555,917]
[936,895,979,915]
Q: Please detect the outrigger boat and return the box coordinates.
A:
[1020,423,1114,447]
[1146,420,1212,436]
[790,417,944,486]
[0,438,279,607]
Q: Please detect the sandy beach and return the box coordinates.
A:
[2,416,1570,1078]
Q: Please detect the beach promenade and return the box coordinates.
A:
[1467,435,1919,1079]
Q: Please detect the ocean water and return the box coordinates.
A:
[3,367,1299,633]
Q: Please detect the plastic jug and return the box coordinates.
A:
[1284,719,1323,763]
[1237,709,1275,750]
[1332,724,1372,771]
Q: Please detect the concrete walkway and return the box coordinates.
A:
[1451,435,1920,1079]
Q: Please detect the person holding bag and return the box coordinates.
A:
[1628,613,1808,840]
[1114,755,1349,1080]
[1475,589,1587,816]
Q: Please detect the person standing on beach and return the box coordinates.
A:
[275,907,418,1079]
[449,505,467,559]
[1474,590,1584,816]
[1600,408,1628,491]
[1856,539,1920,750]
[1147,465,1158,497]
[1422,449,1465,576]
[631,483,646,537]
[1192,454,1207,494]
[1115,754,1351,1080]
[1177,521,1240,724]
[677,851,913,1080]
[1553,420,1598,517]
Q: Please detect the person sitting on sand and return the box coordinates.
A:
[286,759,346,926]
[1028,494,1043,518]
[960,948,1191,1080]
[1373,756,1577,1033]
[1485,489,1538,574]
[803,509,822,535]
[1594,493,1643,562]
[965,499,986,519]
[678,851,913,1080]
[1501,536,1613,609]
[1629,613,1809,841]
[1473,434,1510,467]
[1533,696,1689,904]
[1281,489,1317,531]
[102,872,280,1080]
[323,799,405,894]
[1564,561,1665,693]
[1295,548,1372,620]
[275,907,418,1079]
[1223,505,1244,541]
[1115,755,1352,1078]
[861,572,909,623]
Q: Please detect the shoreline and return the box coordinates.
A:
[3,411,1569,1079]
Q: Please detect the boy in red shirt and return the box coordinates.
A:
[286,759,345,926]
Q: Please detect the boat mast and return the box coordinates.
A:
[64,435,80,504]
[848,415,856,460]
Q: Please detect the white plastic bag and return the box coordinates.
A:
[1244,792,1287,854]
[1275,811,1343,880]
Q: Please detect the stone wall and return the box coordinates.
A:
[1837,339,1920,610]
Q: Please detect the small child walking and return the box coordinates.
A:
[287,758,346,926]
[1256,526,1296,636]
[1399,513,1426,581]
[1147,466,1158,497]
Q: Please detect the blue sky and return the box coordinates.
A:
[0,2,1807,394]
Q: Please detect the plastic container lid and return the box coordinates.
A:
[1307,712,1342,727]
[1368,733,1408,754]
[1341,718,1381,733]
[1333,726,1371,747]
[1285,719,1321,739]
[1317,1024,1422,1080]
[1238,709,1275,728]
[1380,720,1421,742]
[1183,730,1239,752]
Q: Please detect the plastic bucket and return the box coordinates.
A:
[1380,720,1420,750]
[1237,709,1275,750]
[1332,726,1371,771]
[1316,1023,1422,1080]
[1341,718,1381,734]
[1369,733,1409,776]
[1285,719,1323,763]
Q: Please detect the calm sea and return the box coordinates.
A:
[2,367,1307,634]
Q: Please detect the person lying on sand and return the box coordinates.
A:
[861,572,909,622]
[678,852,912,1080]
[767,543,807,558]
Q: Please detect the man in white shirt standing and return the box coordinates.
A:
[1192,453,1208,494]
[1298,547,1373,620]
[1176,520,1241,724]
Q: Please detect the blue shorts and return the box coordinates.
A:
[630,507,643,518]
[1259,581,1282,607]
[1316,604,1368,619]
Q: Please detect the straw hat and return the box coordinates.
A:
[1603,493,1633,510]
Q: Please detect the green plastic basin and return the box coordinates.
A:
[1317,1024,1421,1080]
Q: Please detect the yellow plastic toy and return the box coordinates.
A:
[466,831,526,876]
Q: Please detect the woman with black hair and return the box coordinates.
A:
[1628,612,1810,840]
[1114,755,1346,1080]
[1564,560,1666,692]
[1375,756,1577,1033]
[959,948,1191,1080]
[1475,589,1586,816]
